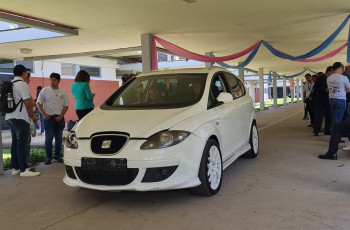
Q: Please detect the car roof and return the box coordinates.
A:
[137,66,232,77]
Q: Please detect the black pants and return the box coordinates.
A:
[327,120,350,155]
[313,105,332,134]
[76,108,93,120]
[305,98,314,124]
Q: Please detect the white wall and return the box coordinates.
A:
[32,56,118,81]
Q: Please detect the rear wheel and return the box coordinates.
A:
[190,139,223,196]
[243,122,259,158]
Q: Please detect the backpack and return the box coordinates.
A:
[0,79,24,113]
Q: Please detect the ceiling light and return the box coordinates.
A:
[182,0,197,3]
[19,48,33,54]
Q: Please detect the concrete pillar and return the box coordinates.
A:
[273,73,277,108]
[238,62,244,82]
[259,68,264,111]
[296,79,300,102]
[249,81,255,102]
[141,34,153,73]
[283,77,287,106]
[301,79,304,102]
[291,79,295,104]
[205,52,213,68]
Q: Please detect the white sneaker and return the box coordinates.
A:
[343,145,350,151]
[20,168,41,177]
[12,169,20,176]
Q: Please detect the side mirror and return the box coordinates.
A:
[217,92,233,104]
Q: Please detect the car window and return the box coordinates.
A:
[208,74,226,109]
[104,73,207,109]
[223,72,246,99]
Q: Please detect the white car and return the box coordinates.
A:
[64,67,259,196]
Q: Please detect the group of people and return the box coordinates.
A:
[6,64,95,177]
[303,62,350,160]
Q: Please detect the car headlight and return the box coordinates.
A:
[66,131,78,149]
[140,130,191,150]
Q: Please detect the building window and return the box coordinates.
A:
[0,59,13,73]
[80,65,100,78]
[157,53,168,62]
[61,63,75,76]
[15,60,33,73]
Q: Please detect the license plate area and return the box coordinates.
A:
[81,157,127,170]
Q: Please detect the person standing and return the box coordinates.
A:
[23,73,39,168]
[34,86,44,135]
[309,67,333,136]
[327,62,350,130]
[5,64,40,176]
[37,73,69,165]
[303,74,314,125]
[318,119,350,160]
[70,70,95,120]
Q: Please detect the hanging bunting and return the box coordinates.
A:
[151,14,350,71]
[153,36,262,62]
[209,43,261,69]
[262,15,350,60]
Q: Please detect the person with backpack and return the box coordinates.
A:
[4,64,40,177]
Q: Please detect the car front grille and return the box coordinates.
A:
[75,167,139,186]
[91,134,129,155]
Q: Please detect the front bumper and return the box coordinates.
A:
[63,134,205,191]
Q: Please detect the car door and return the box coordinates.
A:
[222,72,252,146]
[208,73,242,161]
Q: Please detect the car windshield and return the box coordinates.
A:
[104,73,207,109]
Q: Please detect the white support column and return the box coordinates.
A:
[238,62,244,82]
[249,82,255,102]
[141,34,153,73]
[301,78,304,102]
[291,79,295,104]
[259,68,264,111]
[273,73,277,108]
[205,52,213,68]
[283,77,287,106]
[296,79,300,102]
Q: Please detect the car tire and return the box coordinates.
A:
[190,139,223,196]
[242,122,259,158]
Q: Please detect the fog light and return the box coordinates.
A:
[160,168,168,176]
[142,166,178,182]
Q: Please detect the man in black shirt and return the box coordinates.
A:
[309,67,333,136]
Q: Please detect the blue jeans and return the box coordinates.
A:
[44,116,65,160]
[34,107,44,132]
[7,119,30,172]
[329,98,346,130]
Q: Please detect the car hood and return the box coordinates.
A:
[74,105,204,138]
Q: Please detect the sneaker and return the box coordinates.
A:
[53,157,64,163]
[12,169,20,176]
[44,159,52,165]
[20,168,40,177]
[343,145,350,151]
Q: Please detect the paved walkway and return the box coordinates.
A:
[1,129,69,149]
[1,102,350,230]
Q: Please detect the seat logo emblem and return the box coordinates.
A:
[101,140,112,149]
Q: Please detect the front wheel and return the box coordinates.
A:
[190,139,223,196]
[242,122,259,158]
